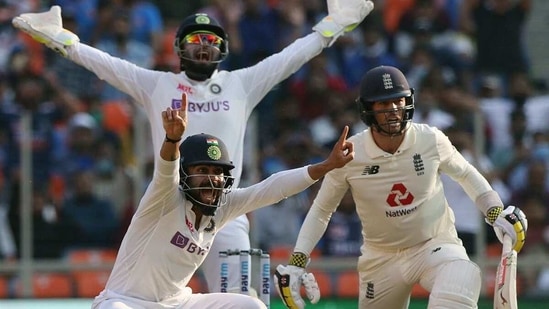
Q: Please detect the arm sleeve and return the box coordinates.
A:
[134,158,180,217]
[67,43,160,107]
[294,169,349,256]
[233,32,326,111]
[436,129,503,216]
[221,167,316,223]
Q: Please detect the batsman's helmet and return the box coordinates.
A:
[173,13,228,80]
[356,66,415,133]
[179,134,234,215]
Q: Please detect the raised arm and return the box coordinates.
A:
[160,93,188,161]
[307,125,354,180]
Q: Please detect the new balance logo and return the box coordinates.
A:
[362,165,380,175]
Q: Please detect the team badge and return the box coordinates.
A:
[207,146,222,160]
[413,153,424,175]
[206,138,222,160]
[195,14,211,25]
[382,73,393,89]
[210,84,221,94]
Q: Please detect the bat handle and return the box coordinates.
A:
[502,234,513,253]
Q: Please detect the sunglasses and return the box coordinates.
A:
[183,32,223,46]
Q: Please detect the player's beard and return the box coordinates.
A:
[181,59,218,81]
[186,180,223,216]
[375,111,408,136]
[180,46,220,81]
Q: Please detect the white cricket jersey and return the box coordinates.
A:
[68,33,326,186]
[295,123,495,253]
[96,158,315,305]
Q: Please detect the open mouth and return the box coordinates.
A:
[199,189,218,204]
[194,49,213,62]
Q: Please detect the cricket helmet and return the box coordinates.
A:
[173,13,229,81]
[179,133,234,215]
[356,65,415,134]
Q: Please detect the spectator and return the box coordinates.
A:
[393,0,453,62]
[490,109,530,179]
[56,112,101,180]
[340,13,400,88]
[308,92,366,151]
[459,0,531,78]
[509,158,549,206]
[477,74,516,155]
[412,78,455,130]
[8,184,69,259]
[122,0,164,56]
[0,73,58,186]
[92,133,134,222]
[289,53,349,121]
[251,191,310,252]
[252,132,321,252]
[60,168,119,249]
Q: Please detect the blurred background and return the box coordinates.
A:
[0,0,548,307]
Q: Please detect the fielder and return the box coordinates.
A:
[11,1,373,294]
[88,92,353,309]
[273,66,528,309]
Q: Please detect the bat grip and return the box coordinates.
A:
[502,234,513,253]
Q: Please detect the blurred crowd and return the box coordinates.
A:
[0,0,548,296]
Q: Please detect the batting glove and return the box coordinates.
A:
[487,206,528,253]
[274,264,320,309]
[313,0,374,46]
[12,5,79,57]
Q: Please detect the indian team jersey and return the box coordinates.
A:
[299,123,494,252]
[97,158,315,306]
[68,32,326,187]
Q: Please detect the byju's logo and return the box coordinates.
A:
[170,232,208,256]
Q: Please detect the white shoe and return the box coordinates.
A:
[12,5,79,57]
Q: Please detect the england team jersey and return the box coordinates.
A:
[295,123,495,253]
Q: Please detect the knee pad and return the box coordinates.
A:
[429,260,481,309]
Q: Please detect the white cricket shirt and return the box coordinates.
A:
[295,123,496,253]
[68,32,326,186]
[96,158,315,305]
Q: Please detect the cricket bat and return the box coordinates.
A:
[494,235,518,309]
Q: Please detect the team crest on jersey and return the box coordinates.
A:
[210,84,221,94]
[366,281,375,299]
[413,153,424,176]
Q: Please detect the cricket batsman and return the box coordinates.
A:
[273,65,528,309]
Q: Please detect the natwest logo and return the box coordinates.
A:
[386,183,414,207]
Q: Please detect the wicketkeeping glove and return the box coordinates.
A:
[486,205,528,253]
[12,5,79,57]
[313,0,375,46]
[274,252,320,309]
